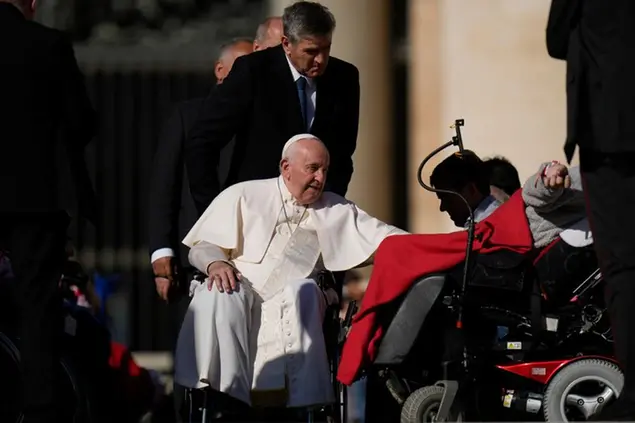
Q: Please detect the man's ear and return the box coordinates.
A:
[280,159,291,177]
[281,36,291,54]
[214,62,224,83]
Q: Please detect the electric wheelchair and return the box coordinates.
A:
[354,120,620,422]
[184,270,352,423]
[366,231,617,422]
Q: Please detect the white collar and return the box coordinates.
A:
[464,195,501,228]
[285,54,314,87]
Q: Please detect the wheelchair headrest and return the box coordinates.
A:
[559,218,593,248]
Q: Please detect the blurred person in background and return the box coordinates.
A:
[253,16,283,51]
[547,1,635,419]
[483,156,521,203]
[0,1,97,422]
[148,37,252,422]
[185,1,360,215]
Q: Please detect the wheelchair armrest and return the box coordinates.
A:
[192,270,206,282]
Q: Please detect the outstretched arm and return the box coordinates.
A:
[325,66,360,197]
[522,162,584,213]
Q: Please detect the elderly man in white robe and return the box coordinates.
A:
[174,134,406,411]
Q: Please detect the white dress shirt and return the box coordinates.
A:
[285,54,316,131]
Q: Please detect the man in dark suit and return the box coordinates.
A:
[547,1,635,419]
[150,20,286,298]
[148,37,257,423]
[149,38,254,301]
[185,1,360,215]
[0,1,96,422]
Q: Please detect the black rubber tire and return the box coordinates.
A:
[543,358,624,422]
[400,385,463,423]
[0,331,98,423]
[0,332,21,423]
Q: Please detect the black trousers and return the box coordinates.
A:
[169,267,193,423]
[580,150,635,405]
[0,211,69,423]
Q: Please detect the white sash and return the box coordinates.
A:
[258,226,321,301]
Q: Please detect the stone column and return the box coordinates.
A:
[267,0,393,224]
[408,0,569,233]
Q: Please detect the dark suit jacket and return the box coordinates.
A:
[547,0,635,161]
[0,3,96,219]
[148,98,235,265]
[185,45,360,215]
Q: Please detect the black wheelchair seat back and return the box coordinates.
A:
[374,274,447,367]
[450,249,534,314]
[533,237,598,306]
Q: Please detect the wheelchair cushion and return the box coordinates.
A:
[374,274,446,366]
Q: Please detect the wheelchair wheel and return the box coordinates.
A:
[400,385,463,423]
[0,332,21,423]
[543,358,623,422]
[0,331,97,423]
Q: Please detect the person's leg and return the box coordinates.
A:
[174,279,255,408]
[580,150,635,418]
[7,211,69,423]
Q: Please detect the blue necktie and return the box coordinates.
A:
[296,77,308,130]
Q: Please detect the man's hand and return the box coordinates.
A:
[153,256,177,301]
[207,261,241,293]
[543,162,571,189]
[155,277,172,301]
[153,256,177,279]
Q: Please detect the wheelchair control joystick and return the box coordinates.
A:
[416,118,475,330]
[416,118,475,421]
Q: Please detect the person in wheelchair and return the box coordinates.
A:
[338,152,589,386]
[174,134,407,414]
[429,150,503,228]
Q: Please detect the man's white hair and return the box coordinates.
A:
[280,133,322,161]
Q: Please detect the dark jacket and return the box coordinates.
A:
[148,98,235,265]
[0,3,96,219]
[547,0,635,161]
[185,45,360,215]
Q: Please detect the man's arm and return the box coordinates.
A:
[327,66,360,197]
[188,241,232,275]
[148,105,186,263]
[186,56,253,215]
[55,34,97,148]
[522,162,584,213]
[546,0,582,60]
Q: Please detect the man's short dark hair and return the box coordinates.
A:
[483,156,521,196]
[282,1,336,43]
[430,150,490,196]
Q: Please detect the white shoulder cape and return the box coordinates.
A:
[182,178,406,271]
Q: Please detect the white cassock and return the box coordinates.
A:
[174,176,406,408]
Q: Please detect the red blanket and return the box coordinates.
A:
[337,191,534,385]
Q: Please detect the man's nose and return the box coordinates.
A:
[315,52,328,65]
[315,170,326,183]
